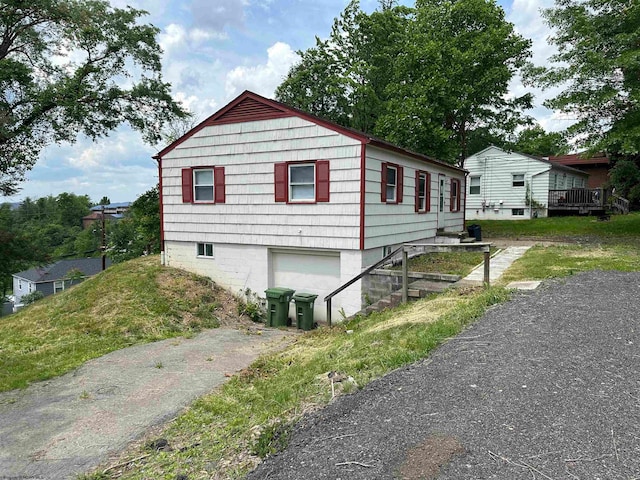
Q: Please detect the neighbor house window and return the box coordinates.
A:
[512,208,525,216]
[197,243,214,257]
[381,163,403,204]
[450,178,461,212]
[469,176,481,195]
[54,280,64,294]
[18,279,22,290]
[181,167,226,204]
[415,171,431,213]
[274,161,330,203]
[512,174,525,187]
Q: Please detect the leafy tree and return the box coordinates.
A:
[609,159,640,207]
[21,290,44,306]
[108,185,160,262]
[276,0,532,165]
[276,1,412,134]
[530,0,639,155]
[378,0,533,164]
[0,0,188,194]
[510,126,569,157]
[98,197,111,206]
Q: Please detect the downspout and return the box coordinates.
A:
[153,154,166,266]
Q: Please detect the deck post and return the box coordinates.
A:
[402,248,408,303]
[326,298,332,327]
[483,250,490,286]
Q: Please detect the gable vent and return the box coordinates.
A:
[210,97,292,125]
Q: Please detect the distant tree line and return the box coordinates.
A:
[0,187,160,298]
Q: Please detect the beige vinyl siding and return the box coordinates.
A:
[362,146,464,249]
[162,117,362,250]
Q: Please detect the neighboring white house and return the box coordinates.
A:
[155,91,467,322]
[464,146,590,220]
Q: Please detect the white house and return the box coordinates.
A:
[464,146,590,220]
[155,91,467,322]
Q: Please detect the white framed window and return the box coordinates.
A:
[194,169,214,202]
[383,245,393,258]
[470,176,481,195]
[416,171,429,212]
[289,163,315,201]
[54,280,64,294]
[28,283,33,293]
[386,165,397,202]
[197,243,214,258]
[552,174,558,189]
[18,279,22,290]
[512,174,525,187]
[512,208,525,216]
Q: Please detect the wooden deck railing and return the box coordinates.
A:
[548,188,605,209]
[611,195,630,214]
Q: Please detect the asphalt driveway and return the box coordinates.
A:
[248,270,640,479]
[0,327,294,480]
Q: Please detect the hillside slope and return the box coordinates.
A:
[0,256,245,392]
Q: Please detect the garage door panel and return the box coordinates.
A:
[271,250,341,322]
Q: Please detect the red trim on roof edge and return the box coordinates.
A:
[155,91,466,176]
[359,143,366,251]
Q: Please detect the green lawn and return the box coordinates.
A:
[475,212,640,242]
[0,256,227,392]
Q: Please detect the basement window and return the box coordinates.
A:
[512,208,525,216]
[197,243,214,258]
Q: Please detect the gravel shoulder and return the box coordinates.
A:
[248,271,640,480]
[0,327,295,480]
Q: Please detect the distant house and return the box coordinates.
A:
[155,90,467,321]
[547,152,611,188]
[464,146,590,220]
[82,202,131,229]
[12,258,111,306]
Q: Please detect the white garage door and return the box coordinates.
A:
[270,249,341,323]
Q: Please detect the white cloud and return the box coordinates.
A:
[225,42,298,99]
[190,0,246,33]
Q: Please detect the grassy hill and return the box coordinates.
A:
[0,256,243,392]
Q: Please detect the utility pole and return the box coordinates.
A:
[101,206,106,271]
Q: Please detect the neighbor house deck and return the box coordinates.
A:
[548,188,630,215]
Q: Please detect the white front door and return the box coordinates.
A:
[438,175,446,229]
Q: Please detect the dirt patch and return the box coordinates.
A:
[397,434,465,480]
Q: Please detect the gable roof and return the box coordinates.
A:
[469,146,589,177]
[155,90,465,174]
[13,258,112,283]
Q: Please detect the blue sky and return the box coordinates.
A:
[5,0,565,204]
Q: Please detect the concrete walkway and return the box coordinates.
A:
[0,327,294,480]
[459,245,537,288]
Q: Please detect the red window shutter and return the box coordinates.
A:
[456,180,461,211]
[274,163,288,202]
[426,173,431,212]
[381,163,388,202]
[397,166,404,203]
[450,178,454,212]
[414,170,420,213]
[181,168,193,203]
[316,160,330,202]
[214,166,225,203]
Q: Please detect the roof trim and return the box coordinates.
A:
[468,146,589,177]
[155,90,465,174]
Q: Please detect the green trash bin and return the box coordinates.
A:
[293,293,318,331]
[264,287,295,327]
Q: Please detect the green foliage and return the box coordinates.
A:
[529,0,640,155]
[277,0,533,164]
[21,291,44,305]
[378,0,533,164]
[609,159,640,207]
[510,126,569,157]
[107,185,160,262]
[237,288,266,323]
[0,0,188,194]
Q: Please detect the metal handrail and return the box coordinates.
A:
[324,245,404,326]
